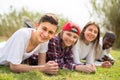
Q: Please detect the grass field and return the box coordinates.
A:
[0,49,120,80]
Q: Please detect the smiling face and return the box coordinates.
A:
[35,22,57,43]
[62,31,79,47]
[84,24,98,44]
[103,37,115,49]
[102,32,116,50]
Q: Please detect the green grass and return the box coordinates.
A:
[0,49,120,80]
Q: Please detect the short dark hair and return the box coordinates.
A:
[39,13,58,26]
[103,31,116,40]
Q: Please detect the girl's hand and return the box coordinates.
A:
[75,64,96,73]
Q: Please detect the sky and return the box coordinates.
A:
[0,0,94,29]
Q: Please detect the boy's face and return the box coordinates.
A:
[103,37,115,49]
[36,22,57,43]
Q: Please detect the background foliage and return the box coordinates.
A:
[90,0,120,48]
[0,7,68,37]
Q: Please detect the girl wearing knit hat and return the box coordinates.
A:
[46,22,81,71]
[72,21,100,73]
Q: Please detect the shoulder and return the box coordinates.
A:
[75,39,84,46]
[100,37,103,43]
[72,39,81,49]
[98,37,103,47]
[16,28,33,34]
[13,28,34,37]
[6,28,34,43]
[75,39,81,45]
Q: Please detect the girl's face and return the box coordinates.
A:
[84,25,98,44]
[36,22,57,43]
[62,31,79,47]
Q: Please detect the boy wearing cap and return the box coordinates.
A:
[46,22,81,70]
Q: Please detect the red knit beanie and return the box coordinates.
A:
[62,22,81,36]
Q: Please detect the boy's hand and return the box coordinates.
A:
[101,61,112,68]
[102,55,115,65]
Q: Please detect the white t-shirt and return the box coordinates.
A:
[72,39,95,64]
[0,41,6,48]
[0,28,48,65]
[95,37,114,66]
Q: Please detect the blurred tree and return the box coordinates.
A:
[90,0,120,48]
[0,6,68,38]
[0,7,34,37]
[57,17,68,33]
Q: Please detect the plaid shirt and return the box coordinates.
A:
[46,36,77,70]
